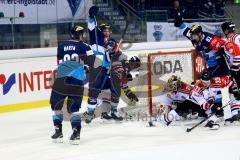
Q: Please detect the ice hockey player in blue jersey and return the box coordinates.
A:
[84,6,112,123]
[50,25,99,145]
[174,12,229,117]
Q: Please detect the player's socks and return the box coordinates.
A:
[69,126,81,145]
[51,125,63,143]
[52,113,63,126]
[84,100,97,123]
[70,113,81,129]
[51,113,63,142]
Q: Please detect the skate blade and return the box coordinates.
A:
[52,137,63,143]
[69,139,80,145]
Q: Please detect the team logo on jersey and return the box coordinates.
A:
[0,73,16,95]
[67,0,82,17]
[153,25,163,41]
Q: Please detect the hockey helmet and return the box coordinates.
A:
[100,23,110,31]
[105,39,117,54]
[200,70,211,87]
[129,56,141,69]
[70,25,85,39]
[190,24,203,41]
[190,24,203,34]
[221,21,235,34]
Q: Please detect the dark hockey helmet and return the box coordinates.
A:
[70,25,85,39]
[221,21,235,34]
[129,56,141,69]
[100,23,110,31]
[200,70,211,87]
[190,24,203,35]
[105,39,117,54]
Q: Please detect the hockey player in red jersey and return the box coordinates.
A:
[188,71,224,129]
[221,21,240,88]
[221,22,240,123]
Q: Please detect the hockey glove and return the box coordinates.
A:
[89,6,99,18]
[210,103,223,117]
[174,11,183,27]
[127,72,133,81]
[124,89,139,102]
[233,90,240,100]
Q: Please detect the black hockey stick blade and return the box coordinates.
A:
[148,121,155,127]
[186,128,192,132]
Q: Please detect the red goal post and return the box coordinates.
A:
[146,50,205,116]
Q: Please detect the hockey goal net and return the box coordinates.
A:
[130,50,205,116]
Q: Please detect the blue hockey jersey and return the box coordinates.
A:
[57,40,94,81]
[179,23,229,77]
[88,17,109,68]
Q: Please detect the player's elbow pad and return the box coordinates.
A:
[93,56,102,68]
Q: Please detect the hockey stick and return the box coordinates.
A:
[186,100,232,132]
[222,53,240,90]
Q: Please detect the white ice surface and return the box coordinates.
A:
[1,106,240,160]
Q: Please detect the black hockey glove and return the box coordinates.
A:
[174,11,183,27]
[230,66,240,78]
[127,72,133,81]
[89,6,99,18]
[124,89,139,102]
[84,65,90,73]
[230,66,240,89]
[233,90,240,100]
[211,103,224,116]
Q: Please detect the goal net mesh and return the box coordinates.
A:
[127,50,195,116]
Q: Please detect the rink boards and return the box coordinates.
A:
[0,41,193,113]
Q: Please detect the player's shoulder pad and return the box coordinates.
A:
[209,36,225,51]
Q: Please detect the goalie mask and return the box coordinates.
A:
[167,75,181,91]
